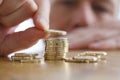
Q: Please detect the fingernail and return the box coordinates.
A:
[35,14,49,30]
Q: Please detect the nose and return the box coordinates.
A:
[72,1,96,27]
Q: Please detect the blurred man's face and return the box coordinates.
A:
[50,0,117,31]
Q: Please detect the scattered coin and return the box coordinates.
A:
[78,51,107,58]
[64,51,108,63]
[20,59,41,63]
[14,53,38,57]
[11,53,41,63]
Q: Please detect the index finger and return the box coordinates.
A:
[33,0,50,30]
[67,27,120,49]
[0,0,3,5]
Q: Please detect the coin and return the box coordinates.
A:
[78,51,107,57]
[11,56,33,61]
[11,53,40,63]
[14,53,38,57]
[20,59,41,63]
[44,29,67,35]
[73,56,98,62]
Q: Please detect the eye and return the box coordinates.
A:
[93,5,109,13]
[60,0,78,8]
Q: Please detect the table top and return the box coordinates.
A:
[0,50,120,80]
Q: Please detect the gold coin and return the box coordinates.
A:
[73,56,98,63]
[44,29,67,35]
[11,56,33,61]
[64,57,98,63]
[79,51,107,57]
[14,53,38,57]
[20,59,41,63]
[45,38,68,41]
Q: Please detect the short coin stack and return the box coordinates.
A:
[64,51,107,63]
[45,38,69,60]
[11,53,41,63]
[44,29,69,60]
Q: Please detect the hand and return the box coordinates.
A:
[89,21,120,50]
[67,21,120,50]
[0,0,50,56]
[89,36,120,50]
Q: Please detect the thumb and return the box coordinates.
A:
[33,0,50,30]
[0,27,47,56]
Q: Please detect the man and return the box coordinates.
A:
[0,0,120,56]
[50,0,120,50]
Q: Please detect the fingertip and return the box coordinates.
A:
[89,43,99,48]
[89,43,106,50]
[69,42,83,50]
[0,0,3,5]
[36,18,49,30]
[33,15,49,31]
[33,0,50,31]
[69,45,75,50]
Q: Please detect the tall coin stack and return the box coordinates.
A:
[44,30,69,60]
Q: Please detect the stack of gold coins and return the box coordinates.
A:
[45,38,69,60]
[44,29,69,60]
[11,53,41,63]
